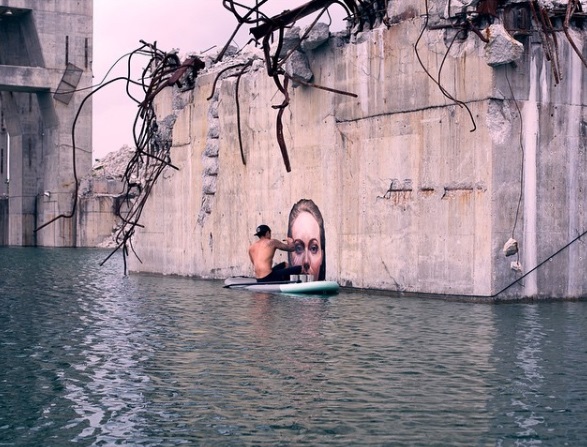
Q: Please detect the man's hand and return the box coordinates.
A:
[283,237,295,250]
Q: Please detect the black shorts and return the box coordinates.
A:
[260,263,302,282]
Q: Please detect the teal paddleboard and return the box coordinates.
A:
[224,277,339,294]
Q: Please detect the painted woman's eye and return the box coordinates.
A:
[295,242,304,254]
[309,243,319,254]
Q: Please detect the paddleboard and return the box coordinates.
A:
[224,277,339,294]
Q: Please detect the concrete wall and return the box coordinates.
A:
[0,0,93,246]
[75,145,136,248]
[76,190,120,248]
[0,197,7,245]
[128,3,587,299]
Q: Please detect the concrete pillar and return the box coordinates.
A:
[0,108,7,245]
[0,1,93,247]
[0,109,6,195]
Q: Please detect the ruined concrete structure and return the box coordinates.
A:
[0,0,92,246]
[120,0,587,300]
[77,145,134,248]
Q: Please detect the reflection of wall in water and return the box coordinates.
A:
[488,304,587,441]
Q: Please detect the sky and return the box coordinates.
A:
[92,0,346,160]
[92,0,242,159]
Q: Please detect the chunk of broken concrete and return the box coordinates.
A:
[510,260,522,273]
[503,237,518,257]
[284,50,314,85]
[484,24,524,67]
[275,26,301,58]
[300,22,330,52]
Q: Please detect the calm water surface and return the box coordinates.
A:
[1,247,586,446]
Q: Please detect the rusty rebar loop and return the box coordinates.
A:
[415,0,476,132]
[282,72,358,97]
[563,0,587,70]
[217,0,272,62]
[235,60,254,165]
[207,62,253,100]
[34,74,140,233]
[102,42,201,270]
[222,0,272,24]
[437,27,477,132]
[41,48,157,233]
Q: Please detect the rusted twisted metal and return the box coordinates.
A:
[563,0,587,70]
[41,0,587,276]
[212,0,375,172]
[101,42,205,272]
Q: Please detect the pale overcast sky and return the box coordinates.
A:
[92,0,242,159]
[92,0,346,160]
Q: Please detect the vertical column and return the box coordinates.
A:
[7,97,40,247]
[0,107,7,196]
[0,107,7,245]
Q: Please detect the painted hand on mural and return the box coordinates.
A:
[287,199,326,281]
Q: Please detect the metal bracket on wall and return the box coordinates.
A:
[54,63,83,105]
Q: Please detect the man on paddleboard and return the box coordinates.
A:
[249,224,302,281]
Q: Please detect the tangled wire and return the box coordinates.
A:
[35,1,384,273]
[40,0,587,277]
[98,42,205,273]
[210,0,387,172]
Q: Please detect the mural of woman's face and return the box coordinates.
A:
[290,211,323,277]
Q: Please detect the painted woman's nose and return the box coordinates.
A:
[302,251,311,271]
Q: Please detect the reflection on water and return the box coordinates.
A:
[67,281,151,444]
[1,247,587,446]
[513,306,545,439]
[487,302,587,446]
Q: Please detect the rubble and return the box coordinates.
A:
[276,26,302,58]
[90,145,135,180]
[78,145,136,248]
[300,22,331,52]
[484,24,524,67]
[284,50,314,84]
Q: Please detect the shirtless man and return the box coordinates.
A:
[248,224,302,281]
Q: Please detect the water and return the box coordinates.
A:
[1,248,586,446]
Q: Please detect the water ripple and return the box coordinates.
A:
[2,248,587,446]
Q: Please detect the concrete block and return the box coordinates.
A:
[285,50,313,84]
[203,156,219,176]
[484,24,524,67]
[172,104,191,147]
[300,22,330,52]
[204,139,219,157]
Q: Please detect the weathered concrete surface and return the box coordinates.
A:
[76,145,134,247]
[0,66,52,91]
[0,0,93,246]
[127,4,587,299]
[0,197,7,245]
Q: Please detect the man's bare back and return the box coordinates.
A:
[249,225,295,279]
